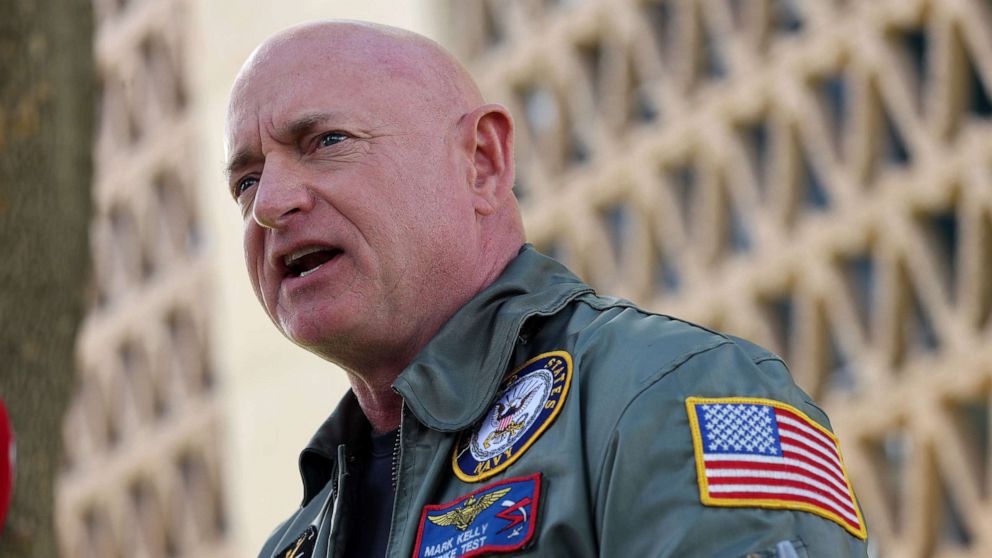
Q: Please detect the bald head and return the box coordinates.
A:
[227,21,483,151]
[225,20,524,374]
[264,22,479,98]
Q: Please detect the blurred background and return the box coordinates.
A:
[1,0,991,556]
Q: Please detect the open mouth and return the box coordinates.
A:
[283,247,342,278]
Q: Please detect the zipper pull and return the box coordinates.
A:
[337,444,349,474]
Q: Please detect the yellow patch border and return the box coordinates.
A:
[685,396,868,540]
[452,350,573,483]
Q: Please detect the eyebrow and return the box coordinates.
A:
[224,148,259,180]
[224,111,340,179]
[283,111,335,139]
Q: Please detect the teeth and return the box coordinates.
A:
[284,246,326,267]
[299,264,322,278]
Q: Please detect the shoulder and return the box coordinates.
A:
[554,295,868,554]
[564,293,824,427]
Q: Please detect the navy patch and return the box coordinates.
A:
[453,351,572,482]
[412,473,541,558]
[276,525,316,558]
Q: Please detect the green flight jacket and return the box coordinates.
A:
[259,246,869,557]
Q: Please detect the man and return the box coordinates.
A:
[226,20,869,557]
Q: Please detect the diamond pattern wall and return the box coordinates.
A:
[447,0,992,555]
[55,0,233,556]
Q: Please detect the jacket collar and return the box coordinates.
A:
[392,245,592,432]
[297,245,592,503]
[298,390,369,505]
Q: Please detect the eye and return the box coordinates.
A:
[317,132,348,148]
[234,176,258,198]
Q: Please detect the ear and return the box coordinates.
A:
[461,104,514,216]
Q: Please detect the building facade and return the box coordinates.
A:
[56,0,232,556]
[446,0,992,556]
[52,0,992,556]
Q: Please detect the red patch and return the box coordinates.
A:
[412,473,541,558]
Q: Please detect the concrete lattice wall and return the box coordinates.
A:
[49,0,992,555]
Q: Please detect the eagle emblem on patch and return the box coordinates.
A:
[428,487,511,530]
[453,351,572,482]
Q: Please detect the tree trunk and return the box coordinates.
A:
[0,0,95,555]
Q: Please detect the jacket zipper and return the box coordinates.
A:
[390,418,402,490]
[385,401,405,556]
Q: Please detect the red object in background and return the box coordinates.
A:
[0,399,12,538]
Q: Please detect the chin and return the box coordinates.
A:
[280,319,334,348]
[277,308,355,353]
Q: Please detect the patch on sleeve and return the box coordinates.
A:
[686,396,867,540]
[412,473,541,558]
[453,351,572,482]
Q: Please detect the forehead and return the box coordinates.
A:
[227,32,438,129]
[231,58,390,131]
[223,25,472,178]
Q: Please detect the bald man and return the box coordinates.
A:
[226,21,869,558]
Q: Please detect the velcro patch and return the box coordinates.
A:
[412,473,541,558]
[453,351,572,482]
[276,524,316,558]
[686,397,867,539]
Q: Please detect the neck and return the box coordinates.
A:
[341,238,525,434]
[348,369,404,434]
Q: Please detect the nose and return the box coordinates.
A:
[251,161,315,229]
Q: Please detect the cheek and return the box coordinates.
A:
[242,226,267,293]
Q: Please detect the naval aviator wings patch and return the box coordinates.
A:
[413,473,541,558]
[686,396,867,539]
[453,351,572,482]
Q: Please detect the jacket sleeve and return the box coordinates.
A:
[592,341,869,557]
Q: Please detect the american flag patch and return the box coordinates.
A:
[685,397,867,539]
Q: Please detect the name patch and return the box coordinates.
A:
[453,351,572,482]
[412,473,541,558]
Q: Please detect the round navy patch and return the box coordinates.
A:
[453,351,573,482]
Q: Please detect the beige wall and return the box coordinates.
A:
[188,2,441,554]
